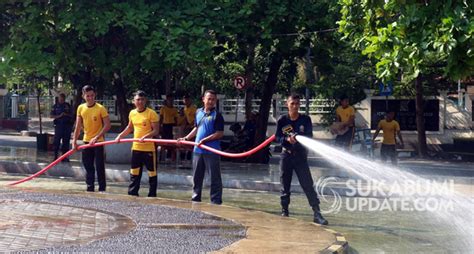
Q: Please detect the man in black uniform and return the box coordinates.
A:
[275,94,328,225]
[50,93,73,161]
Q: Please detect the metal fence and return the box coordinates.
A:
[2,94,30,119]
[221,98,336,115]
[2,95,335,122]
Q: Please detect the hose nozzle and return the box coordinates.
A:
[282,125,297,137]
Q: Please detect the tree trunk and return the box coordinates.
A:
[113,72,129,129]
[415,75,428,157]
[304,47,315,115]
[253,53,284,163]
[164,70,172,95]
[36,86,43,135]
[244,42,256,118]
[69,70,93,112]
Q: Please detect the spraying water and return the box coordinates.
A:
[295,135,473,250]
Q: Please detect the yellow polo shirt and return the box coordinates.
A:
[77,103,108,142]
[159,106,178,124]
[336,106,355,124]
[378,119,400,145]
[184,105,197,125]
[129,108,159,151]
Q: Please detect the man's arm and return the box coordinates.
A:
[397,130,404,147]
[198,131,224,145]
[159,108,164,126]
[303,116,313,138]
[372,126,381,142]
[345,114,355,127]
[50,105,63,119]
[89,116,111,145]
[72,116,83,150]
[139,122,160,141]
[115,120,133,142]
[177,127,198,145]
[275,117,285,143]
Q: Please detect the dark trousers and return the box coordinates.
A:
[335,126,355,149]
[381,144,397,165]
[192,153,222,204]
[82,145,106,192]
[280,152,320,209]
[129,150,157,197]
[161,124,175,160]
[53,124,72,158]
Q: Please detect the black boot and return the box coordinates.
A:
[312,206,328,225]
[281,206,289,217]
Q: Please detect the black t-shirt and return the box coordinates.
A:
[50,102,73,126]
[275,114,313,154]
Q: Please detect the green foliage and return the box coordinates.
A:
[0,0,380,104]
[338,0,473,83]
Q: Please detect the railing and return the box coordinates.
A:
[2,94,29,119]
[221,98,335,115]
[6,96,334,122]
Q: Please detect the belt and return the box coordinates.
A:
[282,147,308,156]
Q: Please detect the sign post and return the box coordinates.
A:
[379,82,393,111]
[233,76,246,123]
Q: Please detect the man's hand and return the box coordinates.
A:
[177,137,186,148]
[287,135,297,144]
[72,140,79,150]
[89,136,99,145]
[114,136,121,143]
[197,138,207,147]
[139,136,147,142]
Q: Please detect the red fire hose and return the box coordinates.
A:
[8,135,276,186]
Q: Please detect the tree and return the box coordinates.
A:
[338,0,473,156]
[1,1,219,127]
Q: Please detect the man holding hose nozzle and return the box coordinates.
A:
[275,94,328,225]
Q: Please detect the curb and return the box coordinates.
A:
[320,229,349,254]
[0,161,297,193]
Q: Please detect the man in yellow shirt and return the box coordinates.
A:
[72,85,111,192]
[181,94,197,160]
[334,95,356,149]
[115,91,160,197]
[372,111,404,165]
[183,94,197,129]
[159,94,178,161]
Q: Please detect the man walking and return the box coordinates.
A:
[372,111,404,165]
[178,90,224,204]
[72,85,111,192]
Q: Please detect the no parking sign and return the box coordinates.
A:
[234,76,246,90]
